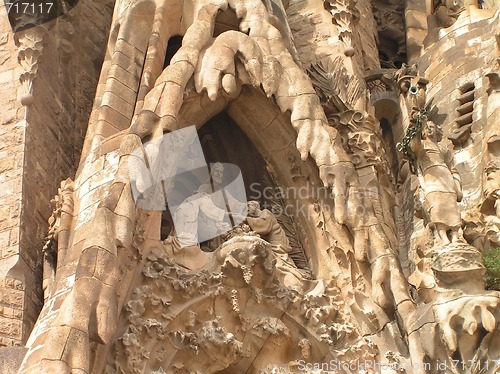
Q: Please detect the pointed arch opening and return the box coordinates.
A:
[167,85,331,276]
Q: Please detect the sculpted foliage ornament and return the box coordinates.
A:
[42,178,74,301]
[14,25,48,105]
[106,236,376,373]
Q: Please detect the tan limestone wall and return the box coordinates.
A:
[0,8,28,346]
[351,0,380,71]
[405,0,428,62]
[286,0,340,68]
[286,0,380,71]
[0,1,112,345]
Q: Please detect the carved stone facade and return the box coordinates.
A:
[0,0,499,373]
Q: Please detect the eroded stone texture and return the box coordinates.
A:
[0,0,498,372]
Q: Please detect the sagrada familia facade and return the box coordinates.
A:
[0,0,499,372]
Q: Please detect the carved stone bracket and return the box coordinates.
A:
[427,242,500,367]
[324,0,360,57]
[14,25,48,106]
[364,69,398,95]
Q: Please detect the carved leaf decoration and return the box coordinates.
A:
[307,57,345,106]
[307,57,364,111]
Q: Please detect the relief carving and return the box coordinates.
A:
[372,0,406,69]
[21,2,367,371]
[433,0,478,27]
[409,121,463,245]
[15,1,500,373]
[106,237,373,373]
[307,56,365,113]
[42,178,74,301]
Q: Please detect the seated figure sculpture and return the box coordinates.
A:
[197,162,247,250]
[410,121,463,245]
[197,163,247,215]
[173,192,231,249]
[245,200,310,287]
[166,192,235,270]
[246,200,292,257]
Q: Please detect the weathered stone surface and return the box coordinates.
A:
[0,346,27,373]
[0,0,499,372]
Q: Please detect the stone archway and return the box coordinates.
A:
[93,80,368,372]
[196,111,309,268]
[158,83,338,278]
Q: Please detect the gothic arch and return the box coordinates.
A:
[137,83,335,278]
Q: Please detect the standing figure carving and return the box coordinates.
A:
[410,121,463,245]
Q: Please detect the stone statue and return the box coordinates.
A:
[163,192,232,270]
[245,200,313,288]
[433,0,477,27]
[197,162,247,217]
[482,161,500,246]
[173,192,231,249]
[197,162,246,249]
[246,200,292,256]
[410,121,463,244]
